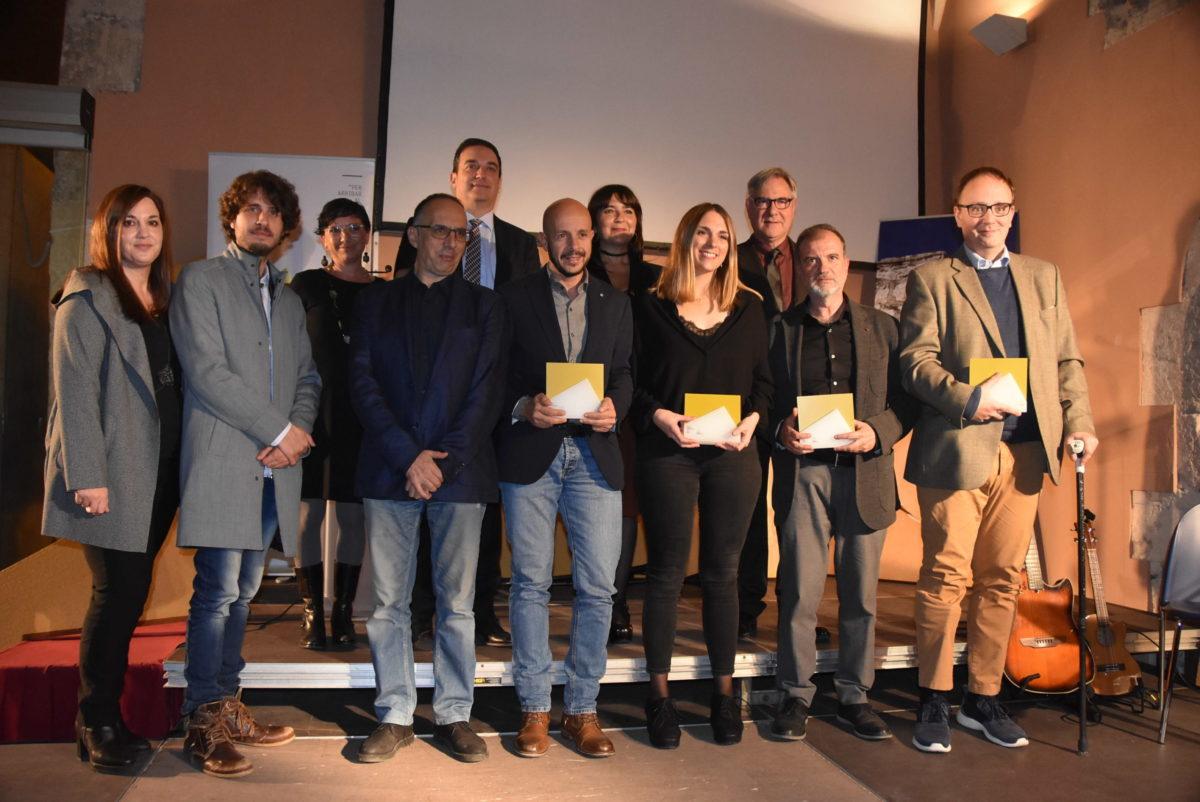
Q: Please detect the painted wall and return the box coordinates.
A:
[924,0,1200,610]
[86,0,384,265]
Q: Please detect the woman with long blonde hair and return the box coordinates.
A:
[631,202,772,748]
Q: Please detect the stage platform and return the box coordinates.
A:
[163,579,1195,690]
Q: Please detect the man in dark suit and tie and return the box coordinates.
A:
[767,224,917,743]
[399,138,541,647]
[352,193,507,764]
[496,199,633,758]
[735,167,799,640]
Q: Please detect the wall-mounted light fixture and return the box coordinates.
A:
[969,13,1028,55]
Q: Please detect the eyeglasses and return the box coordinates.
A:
[325,223,366,237]
[954,202,1015,218]
[751,196,795,210]
[410,223,471,242]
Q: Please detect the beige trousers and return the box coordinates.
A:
[914,442,1045,694]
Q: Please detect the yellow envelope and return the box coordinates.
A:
[968,357,1028,395]
[795,393,855,432]
[546,362,604,399]
[684,393,741,422]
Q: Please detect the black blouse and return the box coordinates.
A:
[631,289,773,458]
[587,253,660,297]
[138,316,182,470]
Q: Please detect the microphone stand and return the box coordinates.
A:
[1072,439,1088,755]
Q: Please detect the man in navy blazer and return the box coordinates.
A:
[351,193,506,765]
[398,137,539,647]
[496,199,633,759]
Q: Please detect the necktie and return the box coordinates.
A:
[463,218,482,284]
[766,247,787,309]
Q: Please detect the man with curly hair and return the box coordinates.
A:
[171,170,321,778]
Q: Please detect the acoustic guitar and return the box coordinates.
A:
[1004,535,1093,694]
[1080,512,1142,696]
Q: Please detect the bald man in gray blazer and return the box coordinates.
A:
[171,171,320,779]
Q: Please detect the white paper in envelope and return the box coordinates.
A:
[991,371,1027,414]
[802,408,854,450]
[550,378,602,420]
[683,406,738,445]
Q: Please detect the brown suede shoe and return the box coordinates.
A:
[561,713,614,758]
[220,697,295,748]
[185,702,253,779]
[515,712,551,757]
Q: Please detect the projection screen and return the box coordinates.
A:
[378,0,921,260]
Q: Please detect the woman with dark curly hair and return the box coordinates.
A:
[43,184,181,772]
[289,198,380,649]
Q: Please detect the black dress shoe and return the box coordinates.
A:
[77,723,136,772]
[645,697,681,749]
[608,603,633,644]
[770,696,809,741]
[433,721,488,762]
[358,723,415,763]
[475,616,512,647]
[710,693,744,745]
[737,618,758,642]
[816,626,832,645]
[836,703,892,740]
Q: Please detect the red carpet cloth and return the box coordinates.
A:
[0,622,185,743]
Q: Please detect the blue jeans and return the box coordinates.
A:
[183,478,278,713]
[364,498,484,726]
[501,438,622,714]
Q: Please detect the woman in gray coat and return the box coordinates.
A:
[42,185,182,773]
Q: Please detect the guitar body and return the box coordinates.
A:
[1005,572,1094,694]
[1083,614,1141,696]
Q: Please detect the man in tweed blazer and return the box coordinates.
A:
[898,167,1097,754]
[171,171,321,778]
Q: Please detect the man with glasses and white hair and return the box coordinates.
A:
[736,167,802,642]
[899,166,1098,754]
[351,192,507,764]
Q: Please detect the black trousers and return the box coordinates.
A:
[638,447,762,676]
[736,439,772,623]
[78,479,176,727]
[411,501,503,624]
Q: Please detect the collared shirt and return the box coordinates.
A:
[963,245,1011,270]
[466,210,498,289]
[799,300,855,398]
[237,245,291,477]
[402,272,453,392]
[752,236,794,311]
[550,271,589,362]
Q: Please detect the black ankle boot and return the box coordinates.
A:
[76,719,136,772]
[331,562,361,649]
[608,600,632,644]
[297,563,327,650]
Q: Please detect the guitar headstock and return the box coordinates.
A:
[1074,507,1097,543]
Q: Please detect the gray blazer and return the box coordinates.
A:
[170,243,321,552]
[42,270,164,553]
[768,299,918,531]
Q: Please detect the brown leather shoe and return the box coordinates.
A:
[561,713,614,758]
[186,702,253,779]
[220,697,295,748]
[515,712,551,757]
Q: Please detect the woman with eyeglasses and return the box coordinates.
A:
[632,203,772,748]
[288,198,380,650]
[43,184,181,772]
[585,184,660,645]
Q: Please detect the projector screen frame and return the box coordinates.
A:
[372,0,930,254]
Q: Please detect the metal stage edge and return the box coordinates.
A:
[163,628,1197,690]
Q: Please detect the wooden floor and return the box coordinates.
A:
[162,578,1193,690]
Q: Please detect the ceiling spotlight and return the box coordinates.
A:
[969,14,1028,55]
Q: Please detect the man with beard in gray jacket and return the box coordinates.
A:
[170,170,321,779]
